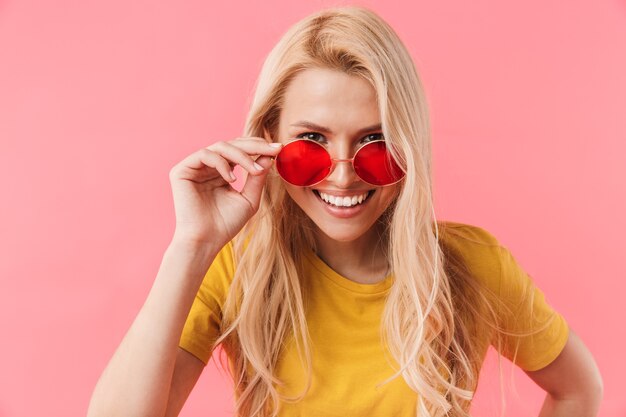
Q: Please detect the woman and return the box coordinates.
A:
[87,6,602,417]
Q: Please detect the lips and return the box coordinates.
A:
[317,190,372,207]
[312,189,375,209]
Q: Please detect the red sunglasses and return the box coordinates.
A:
[274,138,405,187]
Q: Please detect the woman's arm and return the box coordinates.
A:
[524,329,603,417]
[87,239,219,417]
[86,138,277,417]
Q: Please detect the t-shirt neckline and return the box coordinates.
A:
[303,247,394,294]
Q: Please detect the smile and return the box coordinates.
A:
[312,190,375,208]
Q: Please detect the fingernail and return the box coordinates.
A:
[269,143,282,148]
[253,162,264,171]
[229,171,236,181]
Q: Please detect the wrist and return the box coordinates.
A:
[168,234,221,260]
[171,228,218,246]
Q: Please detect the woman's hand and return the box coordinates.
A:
[168,137,282,247]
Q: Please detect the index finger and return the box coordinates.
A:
[222,138,283,157]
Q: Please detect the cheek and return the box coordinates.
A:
[284,185,310,207]
[378,186,401,209]
[283,184,298,199]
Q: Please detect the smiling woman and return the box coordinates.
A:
[87,5,602,417]
[273,68,403,244]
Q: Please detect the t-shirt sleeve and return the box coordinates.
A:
[178,240,236,366]
[493,243,570,372]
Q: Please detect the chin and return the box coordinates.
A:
[315,225,371,243]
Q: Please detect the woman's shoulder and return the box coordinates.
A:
[435,220,505,288]
[436,220,502,251]
[436,220,540,298]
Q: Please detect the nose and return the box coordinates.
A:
[326,159,358,188]
[326,142,359,187]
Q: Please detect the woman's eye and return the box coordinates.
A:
[362,133,384,143]
[297,132,326,143]
[296,132,383,144]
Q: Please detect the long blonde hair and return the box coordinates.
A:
[212,6,549,416]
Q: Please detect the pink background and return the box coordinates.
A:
[1,0,624,416]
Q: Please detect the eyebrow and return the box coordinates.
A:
[290,121,382,135]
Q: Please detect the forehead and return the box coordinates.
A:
[280,68,380,130]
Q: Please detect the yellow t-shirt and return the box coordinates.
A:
[179,221,569,415]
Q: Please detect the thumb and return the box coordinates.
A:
[240,155,273,210]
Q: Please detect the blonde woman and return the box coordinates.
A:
[87,6,602,417]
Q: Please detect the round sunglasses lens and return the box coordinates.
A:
[354,141,405,186]
[275,140,331,186]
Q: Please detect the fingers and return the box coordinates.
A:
[169,149,232,184]
[171,137,282,184]
[207,140,280,179]
[240,155,274,209]
[221,137,283,158]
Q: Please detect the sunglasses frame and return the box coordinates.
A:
[274,137,406,187]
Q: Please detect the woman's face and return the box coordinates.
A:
[275,67,402,243]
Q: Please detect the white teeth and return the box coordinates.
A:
[318,191,370,207]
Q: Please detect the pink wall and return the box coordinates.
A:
[1,0,624,416]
